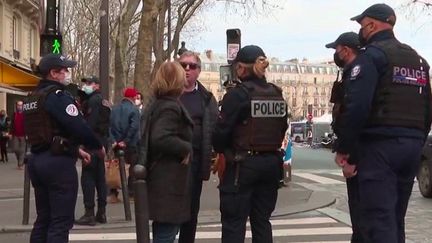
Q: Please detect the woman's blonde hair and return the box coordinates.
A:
[237,56,269,79]
[151,61,186,97]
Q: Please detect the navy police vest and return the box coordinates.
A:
[367,39,431,130]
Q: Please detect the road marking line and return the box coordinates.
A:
[199,217,337,228]
[294,173,344,184]
[69,227,351,241]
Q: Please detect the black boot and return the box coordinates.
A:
[96,207,107,224]
[75,208,96,226]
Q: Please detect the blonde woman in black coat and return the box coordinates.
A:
[141,61,193,243]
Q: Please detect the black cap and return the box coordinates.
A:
[325,32,361,49]
[38,53,77,74]
[351,3,396,26]
[81,75,100,84]
[233,45,266,64]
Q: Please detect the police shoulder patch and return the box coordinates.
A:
[65,104,79,116]
[350,65,361,78]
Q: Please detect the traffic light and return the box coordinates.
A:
[40,33,62,56]
[226,29,241,64]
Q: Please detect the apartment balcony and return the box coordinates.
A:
[5,0,40,20]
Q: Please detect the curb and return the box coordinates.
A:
[0,191,336,233]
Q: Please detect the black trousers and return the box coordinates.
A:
[27,151,78,243]
[0,138,8,161]
[357,137,423,243]
[179,168,203,243]
[346,176,364,243]
[81,152,107,210]
[219,153,281,243]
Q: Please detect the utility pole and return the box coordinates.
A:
[99,0,109,99]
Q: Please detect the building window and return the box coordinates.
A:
[314,98,318,105]
[292,98,296,107]
[0,2,3,51]
[313,110,318,117]
[303,110,307,118]
[29,26,37,59]
[321,110,325,116]
[13,15,21,51]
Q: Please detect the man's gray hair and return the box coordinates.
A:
[179,51,201,68]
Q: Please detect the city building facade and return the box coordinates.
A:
[198,50,339,121]
[0,0,41,111]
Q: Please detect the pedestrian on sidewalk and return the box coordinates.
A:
[24,53,105,243]
[212,45,288,243]
[0,110,11,163]
[177,51,218,243]
[282,135,292,185]
[10,101,26,169]
[75,76,111,226]
[142,61,193,243]
[325,31,364,243]
[109,87,140,202]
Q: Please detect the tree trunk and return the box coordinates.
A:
[113,0,141,104]
[134,0,158,104]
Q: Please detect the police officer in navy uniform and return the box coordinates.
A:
[335,4,431,243]
[326,32,365,243]
[75,76,110,226]
[24,54,105,243]
[213,45,288,243]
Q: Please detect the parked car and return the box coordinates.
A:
[417,132,432,198]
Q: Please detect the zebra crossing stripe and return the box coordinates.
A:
[69,227,351,241]
[294,173,344,184]
[199,217,337,228]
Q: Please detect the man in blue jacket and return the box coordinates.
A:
[109,87,140,201]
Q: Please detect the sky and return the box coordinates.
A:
[185,0,432,63]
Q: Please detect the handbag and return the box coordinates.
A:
[105,150,129,189]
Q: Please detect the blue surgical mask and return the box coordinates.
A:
[82,85,94,95]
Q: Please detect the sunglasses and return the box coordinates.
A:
[180,62,200,70]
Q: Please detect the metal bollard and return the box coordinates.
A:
[22,152,32,225]
[134,164,150,243]
[116,149,132,221]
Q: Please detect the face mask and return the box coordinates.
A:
[135,99,142,106]
[358,28,368,47]
[333,52,345,68]
[17,107,23,112]
[82,85,95,95]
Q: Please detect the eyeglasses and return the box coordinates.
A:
[179,62,200,70]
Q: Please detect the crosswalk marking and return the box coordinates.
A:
[294,172,344,184]
[70,227,351,241]
[69,216,352,241]
[200,217,337,228]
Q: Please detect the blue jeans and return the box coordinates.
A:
[152,221,180,243]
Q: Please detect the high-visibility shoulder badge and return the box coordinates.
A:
[66,104,79,116]
[351,65,361,79]
[251,100,286,117]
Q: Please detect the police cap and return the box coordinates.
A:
[38,54,77,74]
[233,45,266,64]
[81,75,100,84]
[351,3,396,26]
[325,32,361,50]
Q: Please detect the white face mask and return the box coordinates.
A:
[61,72,72,85]
[135,99,142,106]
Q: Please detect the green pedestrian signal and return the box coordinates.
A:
[52,39,61,54]
[40,33,63,56]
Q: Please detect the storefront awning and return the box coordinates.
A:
[0,83,28,96]
[0,61,40,87]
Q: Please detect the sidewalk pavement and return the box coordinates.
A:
[0,153,335,233]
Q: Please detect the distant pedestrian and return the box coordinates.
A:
[135,92,144,115]
[0,110,11,163]
[10,101,26,169]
